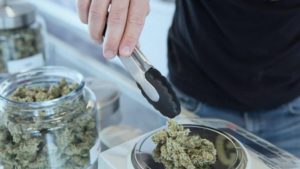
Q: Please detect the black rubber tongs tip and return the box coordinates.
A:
[137,68,181,118]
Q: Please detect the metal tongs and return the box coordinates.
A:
[102,20,180,118]
[118,47,181,118]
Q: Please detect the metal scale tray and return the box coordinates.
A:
[131,124,249,169]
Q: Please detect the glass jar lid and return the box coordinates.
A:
[0,0,36,29]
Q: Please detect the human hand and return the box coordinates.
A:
[77,0,150,59]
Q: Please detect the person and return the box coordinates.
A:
[77,0,300,157]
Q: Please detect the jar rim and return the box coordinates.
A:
[0,66,85,108]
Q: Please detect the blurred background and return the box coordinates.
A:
[26,0,175,75]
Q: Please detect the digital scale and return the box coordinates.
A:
[99,118,300,169]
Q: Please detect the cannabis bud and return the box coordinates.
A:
[152,120,217,169]
[0,24,45,73]
[0,79,98,169]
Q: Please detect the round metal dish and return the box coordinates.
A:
[85,78,121,128]
[130,124,249,169]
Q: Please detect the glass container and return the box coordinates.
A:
[0,0,47,74]
[0,66,100,169]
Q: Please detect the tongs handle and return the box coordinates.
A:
[102,24,160,102]
[119,48,160,102]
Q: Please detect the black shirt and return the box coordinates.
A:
[168,0,300,111]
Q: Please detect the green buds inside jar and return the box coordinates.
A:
[0,1,46,74]
[0,66,100,169]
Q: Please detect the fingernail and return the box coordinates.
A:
[104,50,115,59]
[121,46,131,56]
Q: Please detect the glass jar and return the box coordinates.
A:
[0,66,100,169]
[0,0,47,74]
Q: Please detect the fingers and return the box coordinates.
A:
[77,0,150,59]
[77,0,91,23]
[119,0,150,56]
[103,0,130,59]
[88,0,111,42]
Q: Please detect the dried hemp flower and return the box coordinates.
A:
[152,120,217,169]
